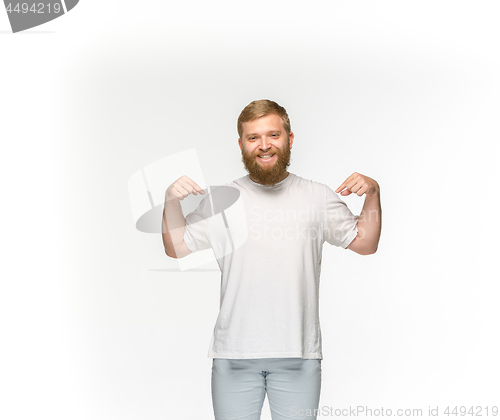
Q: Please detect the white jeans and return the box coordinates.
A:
[211,358,322,420]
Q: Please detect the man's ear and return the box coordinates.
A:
[289,132,295,149]
[238,138,242,152]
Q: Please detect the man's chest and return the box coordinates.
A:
[208,191,324,258]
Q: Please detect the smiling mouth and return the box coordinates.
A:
[257,153,276,162]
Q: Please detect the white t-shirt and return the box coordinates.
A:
[183,172,359,359]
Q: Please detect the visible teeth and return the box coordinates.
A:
[259,154,274,158]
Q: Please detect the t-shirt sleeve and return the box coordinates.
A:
[183,195,213,253]
[323,185,359,248]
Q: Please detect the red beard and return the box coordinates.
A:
[241,139,291,186]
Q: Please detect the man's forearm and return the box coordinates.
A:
[357,190,381,253]
[162,198,186,256]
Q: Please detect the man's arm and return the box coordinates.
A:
[347,189,381,255]
[162,175,204,259]
[336,172,381,256]
[162,198,192,259]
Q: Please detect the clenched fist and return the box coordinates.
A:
[165,175,205,202]
[335,172,379,197]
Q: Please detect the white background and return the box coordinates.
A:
[1,1,499,419]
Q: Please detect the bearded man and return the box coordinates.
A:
[162,99,382,420]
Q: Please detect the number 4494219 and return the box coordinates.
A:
[444,406,498,416]
[5,3,63,14]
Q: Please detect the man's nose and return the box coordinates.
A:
[259,137,271,150]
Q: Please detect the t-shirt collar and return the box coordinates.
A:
[246,172,295,190]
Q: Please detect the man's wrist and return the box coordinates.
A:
[366,188,380,199]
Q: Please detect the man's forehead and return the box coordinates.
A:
[242,114,285,134]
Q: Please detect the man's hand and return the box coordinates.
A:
[335,172,379,197]
[165,175,205,202]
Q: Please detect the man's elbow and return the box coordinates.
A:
[164,241,192,259]
[360,241,378,255]
[165,248,178,259]
[355,246,377,256]
[364,246,378,255]
[347,236,378,255]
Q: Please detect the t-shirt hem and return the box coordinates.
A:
[183,229,195,252]
[208,351,323,360]
[341,226,359,249]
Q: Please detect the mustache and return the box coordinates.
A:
[252,149,278,156]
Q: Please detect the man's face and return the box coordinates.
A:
[238,113,294,186]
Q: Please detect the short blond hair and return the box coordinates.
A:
[237,99,291,139]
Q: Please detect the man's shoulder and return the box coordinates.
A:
[229,174,248,187]
[290,173,328,192]
[222,175,248,193]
